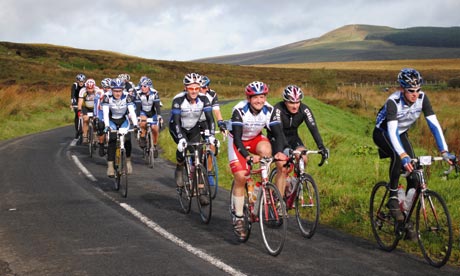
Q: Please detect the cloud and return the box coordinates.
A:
[1,0,459,61]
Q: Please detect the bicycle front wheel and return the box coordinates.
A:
[259,182,287,256]
[119,150,128,198]
[369,181,399,251]
[177,163,192,214]
[88,124,94,158]
[147,131,155,168]
[416,190,453,267]
[204,150,218,199]
[195,164,212,224]
[295,174,320,238]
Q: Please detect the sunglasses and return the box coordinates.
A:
[406,88,421,93]
[186,87,200,92]
[142,85,150,88]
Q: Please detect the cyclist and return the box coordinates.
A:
[135,77,162,157]
[102,78,138,177]
[373,68,456,222]
[199,75,226,185]
[71,73,86,139]
[95,78,112,156]
[169,73,216,206]
[269,85,329,198]
[118,73,135,95]
[77,78,99,144]
[228,81,288,241]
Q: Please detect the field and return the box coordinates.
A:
[1,43,460,265]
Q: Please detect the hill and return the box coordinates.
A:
[193,25,460,65]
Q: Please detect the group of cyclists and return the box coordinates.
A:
[70,68,457,244]
[70,73,162,176]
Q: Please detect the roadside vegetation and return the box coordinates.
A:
[1,42,460,266]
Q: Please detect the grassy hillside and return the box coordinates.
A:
[194,25,460,65]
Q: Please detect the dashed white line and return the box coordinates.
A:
[70,154,246,276]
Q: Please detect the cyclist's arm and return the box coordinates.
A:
[385,100,406,157]
[70,83,77,106]
[268,106,289,154]
[153,92,161,117]
[302,104,325,149]
[102,97,110,127]
[231,109,249,158]
[421,95,448,152]
[127,95,138,126]
[170,99,187,140]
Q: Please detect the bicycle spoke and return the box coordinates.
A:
[416,190,452,267]
[259,182,287,256]
[369,181,399,251]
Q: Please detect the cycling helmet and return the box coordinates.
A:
[140,78,153,87]
[183,73,202,86]
[85,78,96,89]
[139,75,148,84]
[76,73,86,82]
[111,78,125,89]
[201,75,211,88]
[283,85,304,102]
[398,68,423,88]
[245,81,269,96]
[117,73,127,81]
[124,73,131,81]
[101,78,112,88]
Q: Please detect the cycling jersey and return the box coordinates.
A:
[169,91,214,140]
[78,87,99,110]
[102,93,138,127]
[269,101,325,153]
[230,100,286,158]
[375,90,448,155]
[135,89,161,117]
[71,82,84,106]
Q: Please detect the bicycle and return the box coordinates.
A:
[139,117,156,168]
[109,127,134,198]
[269,149,326,238]
[370,155,458,267]
[203,138,219,199]
[86,112,98,158]
[230,156,288,256]
[176,140,212,224]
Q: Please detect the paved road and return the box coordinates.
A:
[0,126,459,275]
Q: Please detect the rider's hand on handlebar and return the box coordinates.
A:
[103,126,111,133]
[442,151,457,165]
[207,135,220,148]
[401,156,414,172]
[217,120,227,132]
[177,138,187,153]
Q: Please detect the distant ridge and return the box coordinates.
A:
[194,25,460,65]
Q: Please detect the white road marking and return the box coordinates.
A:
[70,154,246,276]
[71,155,97,182]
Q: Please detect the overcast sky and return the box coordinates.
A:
[1,0,459,61]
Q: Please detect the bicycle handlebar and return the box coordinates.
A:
[286,149,327,167]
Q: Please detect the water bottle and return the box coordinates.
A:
[397,184,405,211]
[404,188,416,212]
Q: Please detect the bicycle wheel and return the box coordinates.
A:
[147,131,155,168]
[119,150,128,198]
[114,148,121,191]
[369,181,399,251]
[259,182,287,256]
[195,164,212,224]
[177,162,192,214]
[416,190,453,267]
[295,174,320,238]
[88,123,94,158]
[204,150,218,199]
[229,180,251,242]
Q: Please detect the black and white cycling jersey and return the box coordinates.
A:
[375,90,448,155]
